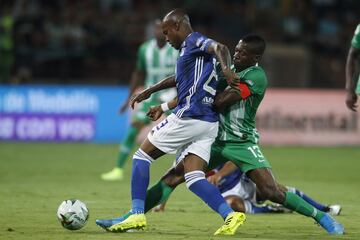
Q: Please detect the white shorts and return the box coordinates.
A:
[147,113,218,163]
[221,176,257,202]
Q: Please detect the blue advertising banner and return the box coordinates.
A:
[0,85,129,143]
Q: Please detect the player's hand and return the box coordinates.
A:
[346,91,358,111]
[130,90,151,109]
[223,68,240,89]
[152,203,166,212]
[147,105,163,121]
[207,173,222,186]
[119,98,130,113]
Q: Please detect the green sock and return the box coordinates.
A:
[116,126,139,168]
[283,192,325,222]
[144,180,174,213]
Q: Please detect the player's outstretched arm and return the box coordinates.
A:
[345,46,360,111]
[207,42,240,88]
[130,75,176,109]
[207,161,238,186]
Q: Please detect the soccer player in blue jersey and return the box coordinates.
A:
[96,9,245,235]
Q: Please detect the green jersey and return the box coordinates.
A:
[136,39,178,101]
[217,65,267,144]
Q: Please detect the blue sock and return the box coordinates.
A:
[131,149,153,214]
[287,187,328,212]
[185,171,233,219]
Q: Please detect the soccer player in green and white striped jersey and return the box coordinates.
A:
[101,20,178,181]
[345,22,360,111]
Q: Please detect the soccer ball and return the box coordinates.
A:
[57,199,89,230]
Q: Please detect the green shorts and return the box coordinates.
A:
[207,140,271,173]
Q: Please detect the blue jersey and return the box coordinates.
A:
[174,32,219,122]
[215,166,249,193]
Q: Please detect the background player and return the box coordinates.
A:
[97,9,245,235]
[345,22,360,111]
[101,20,178,181]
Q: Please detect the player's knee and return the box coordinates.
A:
[226,197,245,212]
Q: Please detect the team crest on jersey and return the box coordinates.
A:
[202,96,214,105]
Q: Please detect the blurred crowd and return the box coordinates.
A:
[0,0,359,88]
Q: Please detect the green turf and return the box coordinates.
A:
[0,143,359,240]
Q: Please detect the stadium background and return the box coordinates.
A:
[0,1,360,240]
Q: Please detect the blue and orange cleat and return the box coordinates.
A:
[318,213,344,235]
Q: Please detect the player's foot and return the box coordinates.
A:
[214,212,246,236]
[318,213,344,235]
[101,167,123,181]
[108,213,146,232]
[327,204,342,216]
[95,211,132,230]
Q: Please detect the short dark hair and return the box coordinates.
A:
[242,34,266,55]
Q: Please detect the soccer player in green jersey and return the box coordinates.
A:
[345,23,360,111]
[98,34,344,235]
[101,20,178,181]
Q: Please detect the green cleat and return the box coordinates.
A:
[101,168,124,181]
[108,213,146,232]
[214,212,246,236]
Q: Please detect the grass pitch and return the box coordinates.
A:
[0,143,359,240]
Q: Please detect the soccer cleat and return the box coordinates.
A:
[101,167,123,181]
[318,213,344,235]
[327,204,342,216]
[108,213,146,232]
[214,212,246,236]
[96,211,132,230]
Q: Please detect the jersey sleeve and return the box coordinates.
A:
[240,68,267,95]
[190,33,215,53]
[136,43,147,71]
[351,24,360,49]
